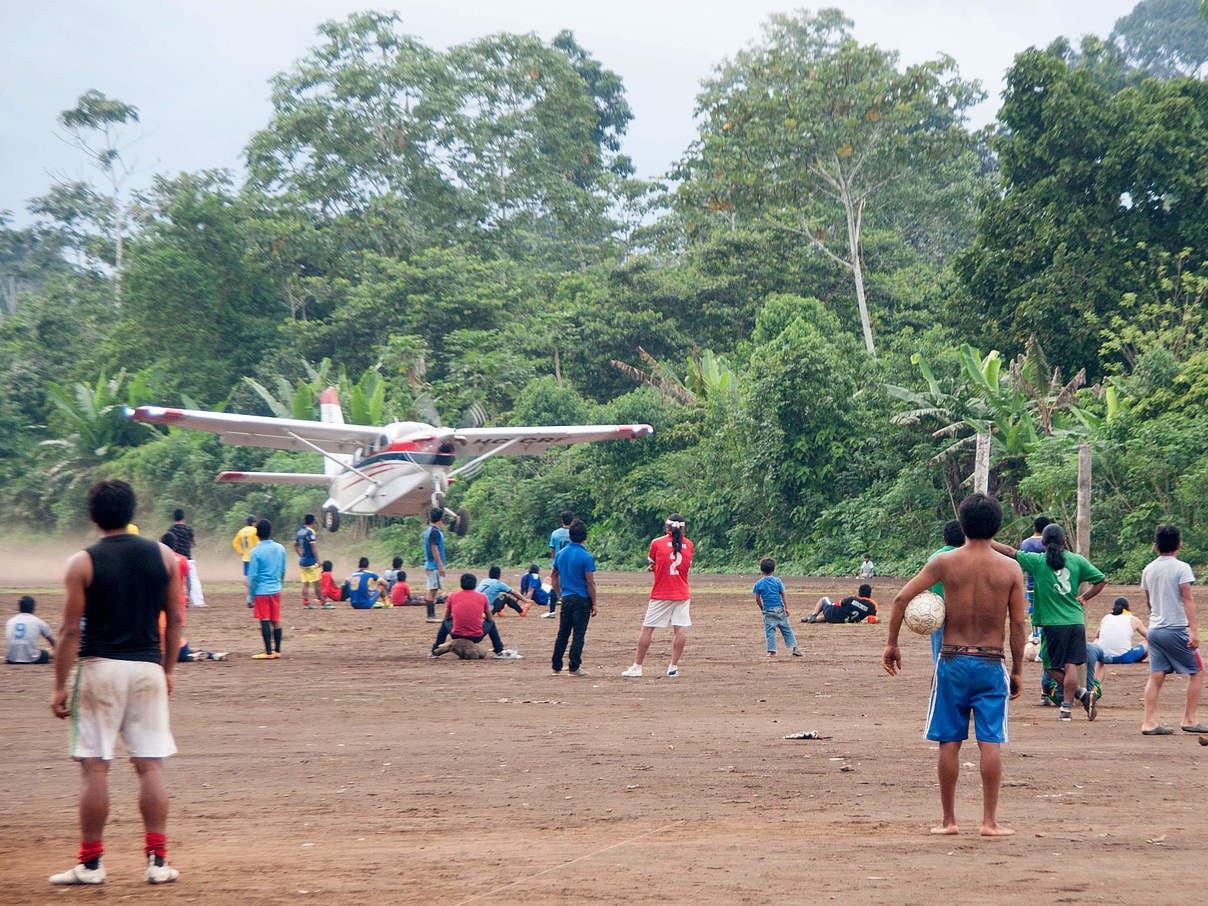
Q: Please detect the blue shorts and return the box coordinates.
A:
[243,561,250,576]
[1148,627,1203,675]
[925,654,1010,744]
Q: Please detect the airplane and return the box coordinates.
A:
[126,388,653,533]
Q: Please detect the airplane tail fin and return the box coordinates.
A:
[319,387,351,477]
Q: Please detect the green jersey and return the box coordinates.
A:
[927,545,958,598]
[1015,550,1104,626]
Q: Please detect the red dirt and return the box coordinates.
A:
[1,569,1205,904]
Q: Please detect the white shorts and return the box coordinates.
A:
[71,658,176,760]
[426,569,442,590]
[643,598,692,628]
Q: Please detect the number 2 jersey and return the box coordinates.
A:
[648,533,693,600]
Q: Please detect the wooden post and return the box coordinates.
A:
[973,433,990,494]
[1076,441,1091,557]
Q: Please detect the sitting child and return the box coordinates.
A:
[320,560,345,608]
[389,569,419,606]
[521,564,554,618]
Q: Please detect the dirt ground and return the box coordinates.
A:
[2,562,1206,905]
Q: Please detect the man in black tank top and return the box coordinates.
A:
[50,480,183,887]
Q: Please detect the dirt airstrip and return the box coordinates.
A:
[1,562,1206,905]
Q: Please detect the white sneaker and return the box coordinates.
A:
[667,665,679,676]
[540,611,556,619]
[50,861,106,885]
[621,664,643,677]
[145,854,179,884]
[493,650,523,659]
[210,651,229,661]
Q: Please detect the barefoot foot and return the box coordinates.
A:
[979,823,1015,837]
[930,824,959,835]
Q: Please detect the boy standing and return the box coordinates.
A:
[423,509,446,623]
[232,515,258,587]
[5,596,55,664]
[247,520,287,659]
[1139,524,1203,735]
[295,514,321,609]
[883,493,1027,837]
[753,558,801,658]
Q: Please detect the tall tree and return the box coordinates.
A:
[677,9,982,355]
[1112,0,1208,78]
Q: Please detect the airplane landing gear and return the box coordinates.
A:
[322,504,341,532]
[445,507,469,536]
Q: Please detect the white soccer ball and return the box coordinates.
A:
[903,590,945,635]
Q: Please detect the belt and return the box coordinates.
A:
[940,644,1005,660]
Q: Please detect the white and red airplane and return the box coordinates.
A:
[127,388,653,533]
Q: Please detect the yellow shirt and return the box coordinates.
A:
[233,525,259,561]
[127,523,139,535]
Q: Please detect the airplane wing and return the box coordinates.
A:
[453,424,653,457]
[126,406,387,454]
[217,472,330,485]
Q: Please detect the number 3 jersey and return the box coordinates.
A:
[649,534,693,600]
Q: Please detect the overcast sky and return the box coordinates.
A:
[2,0,1138,225]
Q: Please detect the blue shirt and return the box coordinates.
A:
[476,578,512,605]
[295,525,318,566]
[553,543,595,599]
[247,540,287,598]
[423,525,445,570]
[348,569,380,606]
[1020,536,1044,592]
[520,572,542,595]
[753,576,786,610]
[549,526,571,558]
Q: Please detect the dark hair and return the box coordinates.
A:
[1042,523,1066,571]
[1112,596,1129,615]
[1033,515,1052,534]
[398,570,406,582]
[173,508,185,522]
[957,493,1002,540]
[304,513,315,525]
[322,560,333,572]
[460,572,477,590]
[942,519,965,548]
[245,515,256,526]
[256,519,272,540]
[489,565,501,579]
[560,510,575,526]
[87,479,137,530]
[858,583,872,598]
[392,556,403,569]
[529,563,540,573]
[358,556,369,568]
[1155,523,1181,555]
[863,553,870,560]
[18,595,35,614]
[569,519,587,543]
[760,557,775,575]
[160,532,177,551]
[429,508,443,524]
[666,512,685,556]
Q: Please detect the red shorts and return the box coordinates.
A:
[253,593,281,621]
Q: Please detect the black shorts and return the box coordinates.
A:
[1041,624,1087,668]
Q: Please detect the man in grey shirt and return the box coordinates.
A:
[1138,523,1203,735]
[5,596,54,664]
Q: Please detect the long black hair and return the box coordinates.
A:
[666,513,686,556]
[1042,523,1066,571]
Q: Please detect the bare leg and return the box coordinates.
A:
[79,759,110,841]
[931,741,960,834]
[810,598,827,620]
[976,741,1014,836]
[1061,662,1079,706]
[1181,671,1203,728]
[670,626,688,666]
[1142,671,1165,731]
[633,626,655,666]
[132,758,168,836]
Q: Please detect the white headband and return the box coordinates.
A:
[666,520,685,529]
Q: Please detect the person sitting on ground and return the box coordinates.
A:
[429,573,520,659]
[389,569,418,606]
[1086,596,1148,695]
[344,557,387,609]
[521,564,554,618]
[383,557,404,595]
[319,561,343,607]
[805,584,879,623]
[5,596,55,664]
[478,565,528,616]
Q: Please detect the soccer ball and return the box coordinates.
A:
[903,590,945,635]
[1023,640,1041,662]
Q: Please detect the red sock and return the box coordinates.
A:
[79,840,103,866]
[144,833,166,859]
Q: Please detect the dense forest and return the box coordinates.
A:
[3,2,1208,578]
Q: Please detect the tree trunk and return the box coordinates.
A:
[1076,442,1092,557]
[973,433,990,494]
[841,191,875,356]
[553,344,562,387]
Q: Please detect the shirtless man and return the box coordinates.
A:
[882,493,1027,837]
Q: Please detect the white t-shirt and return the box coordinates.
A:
[1096,612,1137,657]
[5,613,53,663]
[1140,555,1196,630]
[859,560,874,579]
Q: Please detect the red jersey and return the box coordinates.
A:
[648,534,693,600]
[320,570,341,602]
[175,553,189,626]
[447,589,490,636]
[390,581,412,605]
